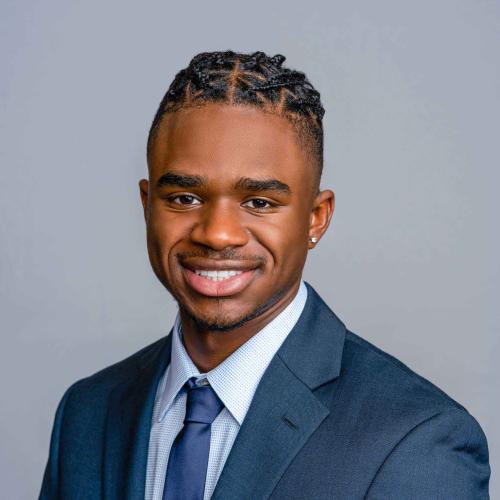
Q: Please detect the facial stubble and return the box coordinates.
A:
[177,285,288,333]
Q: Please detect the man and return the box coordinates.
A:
[39,50,490,499]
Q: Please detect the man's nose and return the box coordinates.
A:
[190,201,249,250]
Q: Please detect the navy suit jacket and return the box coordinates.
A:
[40,282,490,499]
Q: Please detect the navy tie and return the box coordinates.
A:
[162,377,224,500]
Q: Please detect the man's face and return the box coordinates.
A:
[140,103,333,331]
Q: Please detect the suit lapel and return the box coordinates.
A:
[212,282,346,499]
[102,333,172,500]
[211,355,330,500]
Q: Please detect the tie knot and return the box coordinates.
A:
[183,377,224,425]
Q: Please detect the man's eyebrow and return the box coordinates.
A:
[156,172,207,189]
[234,177,291,193]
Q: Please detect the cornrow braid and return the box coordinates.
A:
[147,50,325,178]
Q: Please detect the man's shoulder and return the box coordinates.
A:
[67,335,169,399]
[306,284,469,416]
[333,330,490,497]
[340,328,469,422]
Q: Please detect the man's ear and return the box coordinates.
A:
[139,179,149,221]
[308,189,335,248]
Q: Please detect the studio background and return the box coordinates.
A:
[1,1,498,498]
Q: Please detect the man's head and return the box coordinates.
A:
[140,50,334,332]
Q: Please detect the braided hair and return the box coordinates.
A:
[147,50,325,179]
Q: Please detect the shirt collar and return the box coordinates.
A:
[158,280,308,425]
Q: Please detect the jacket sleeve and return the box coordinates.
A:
[365,408,490,499]
[38,383,76,500]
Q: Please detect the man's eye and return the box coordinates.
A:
[243,199,273,210]
[168,195,201,206]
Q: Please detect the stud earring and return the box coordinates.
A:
[309,236,318,243]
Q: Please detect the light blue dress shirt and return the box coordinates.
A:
[145,280,308,500]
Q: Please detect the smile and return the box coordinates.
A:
[182,265,258,297]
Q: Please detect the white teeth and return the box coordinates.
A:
[194,270,244,281]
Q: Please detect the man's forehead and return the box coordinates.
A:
[150,105,307,163]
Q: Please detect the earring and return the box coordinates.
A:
[309,236,318,243]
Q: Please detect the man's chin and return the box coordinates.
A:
[180,306,262,333]
[179,288,286,333]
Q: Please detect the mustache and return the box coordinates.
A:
[176,249,267,264]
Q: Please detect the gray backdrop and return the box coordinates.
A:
[1,1,498,498]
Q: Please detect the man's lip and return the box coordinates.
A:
[180,260,261,272]
[181,266,258,297]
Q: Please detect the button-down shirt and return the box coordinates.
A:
[145,280,308,500]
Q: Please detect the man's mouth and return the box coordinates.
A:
[180,262,259,297]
